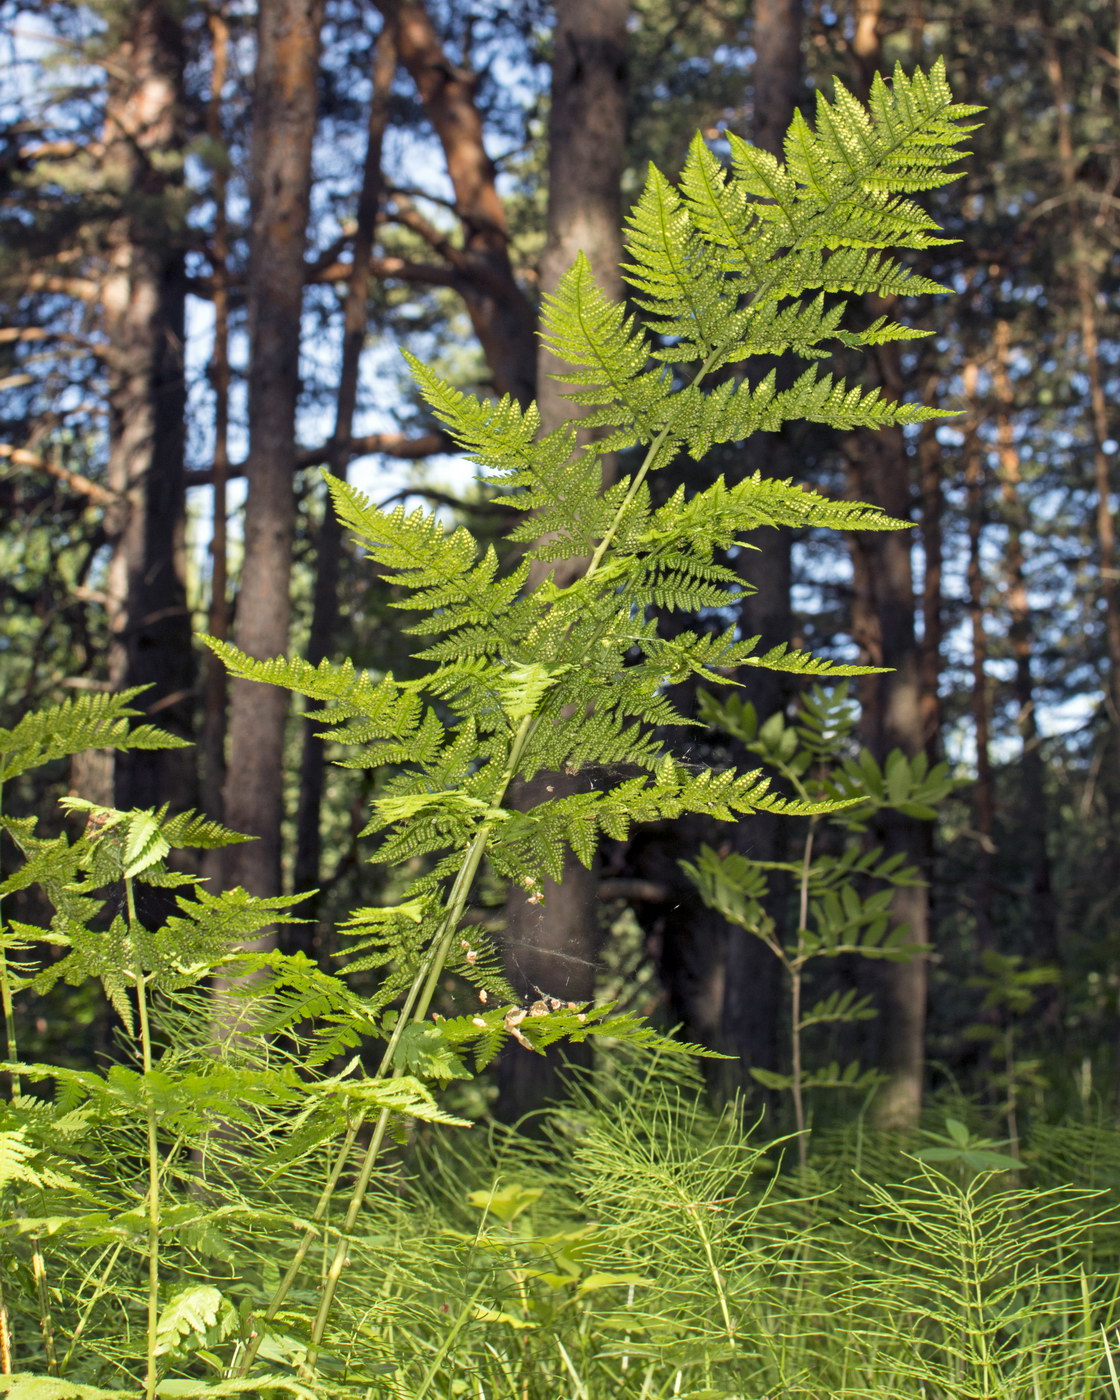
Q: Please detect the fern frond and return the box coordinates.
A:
[624,164,741,362]
[0,689,188,784]
[201,639,411,721]
[326,473,534,648]
[539,252,674,449]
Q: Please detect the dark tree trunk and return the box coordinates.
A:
[992,319,1060,1003]
[496,0,628,1121]
[201,7,232,832]
[101,1,194,815]
[963,361,995,950]
[1042,18,1120,784]
[221,0,325,900]
[291,19,398,939]
[846,411,931,1129]
[657,0,804,1106]
[845,0,931,1130]
[917,408,944,762]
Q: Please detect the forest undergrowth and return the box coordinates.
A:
[5,57,1118,1400]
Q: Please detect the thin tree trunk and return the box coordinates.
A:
[101,1,194,815]
[638,1,804,1107]
[992,319,1061,994]
[848,0,930,1130]
[963,361,995,949]
[201,7,231,829]
[1042,18,1120,773]
[496,0,628,1121]
[291,19,398,932]
[917,407,944,761]
[719,0,805,1099]
[221,0,325,901]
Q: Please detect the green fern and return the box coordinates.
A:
[210,63,978,932]
[686,683,955,1161]
[0,62,985,1392]
[197,66,980,1372]
[0,689,189,785]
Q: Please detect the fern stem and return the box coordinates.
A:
[0,1276,10,1375]
[0,964,16,1097]
[232,813,499,1378]
[584,350,721,582]
[791,822,815,1170]
[300,714,537,1374]
[127,877,161,1400]
[228,1112,364,1375]
[29,1239,58,1375]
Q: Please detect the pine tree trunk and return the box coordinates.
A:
[376,0,537,404]
[847,0,931,1130]
[201,7,232,832]
[847,415,930,1129]
[721,0,805,1095]
[101,1,194,815]
[992,319,1060,997]
[917,408,944,761]
[1042,20,1120,784]
[291,20,397,938]
[963,361,995,949]
[221,0,325,901]
[496,0,628,1121]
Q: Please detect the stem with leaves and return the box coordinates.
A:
[126,876,161,1400]
[299,712,536,1372]
[291,384,744,1368]
[258,396,714,1375]
[0,779,52,1374]
[790,821,817,1170]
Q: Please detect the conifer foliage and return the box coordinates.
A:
[0,63,982,1391]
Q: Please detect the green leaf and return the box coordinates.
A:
[472,1303,538,1330]
[0,1381,122,1400]
[154,1285,235,1357]
[467,1182,543,1223]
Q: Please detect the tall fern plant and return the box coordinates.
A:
[206,59,980,1371]
[0,62,981,1391]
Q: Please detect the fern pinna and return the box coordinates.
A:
[186,61,989,1377]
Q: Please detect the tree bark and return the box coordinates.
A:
[201,8,232,832]
[374,0,537,404]
[291,19,398,935]
[221,0,325,900]
[720,0,805,1097]
[963,361,995,950]
[917,408,944,761]
[496,0,629,1121]
[992,318,1060,994]
[848,0,930,1130]
[1041,18,1120,782]
[101,0,194,814]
